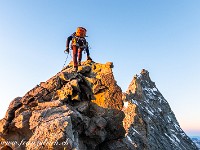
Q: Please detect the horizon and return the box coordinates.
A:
[0,1,200,136]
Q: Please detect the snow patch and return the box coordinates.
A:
[131,99,138,105]
[180,132,186,137]
[132,127,140,135]
[170,129,175,132]
[172,134,180,143]
[164,133,175,142]
[127,135,133,142]
[152,87,157,92]
[146,107,154,116]
[124,101,129,108]
[158,108,162,112]
[145,92,155,99]
[167,116,172,122]
[174,123,181,132]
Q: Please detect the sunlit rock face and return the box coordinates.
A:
[0,61,125,150]
[0,61,198,150]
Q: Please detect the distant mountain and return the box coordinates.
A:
[191,136,200,140]
[0,61,198,150]
[190,137,200,149]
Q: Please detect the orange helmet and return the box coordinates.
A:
[76,27,87,37]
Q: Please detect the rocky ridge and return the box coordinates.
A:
[0,61,198,150]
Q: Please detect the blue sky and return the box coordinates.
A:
[0,0,200,136]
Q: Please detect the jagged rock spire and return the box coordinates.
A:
[122,69,198,150]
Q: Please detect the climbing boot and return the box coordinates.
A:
[87,56,92,61]
[74,66,78,72]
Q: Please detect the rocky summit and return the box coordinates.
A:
[0,61,198,150]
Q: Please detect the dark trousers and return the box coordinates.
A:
[72,45,83,67]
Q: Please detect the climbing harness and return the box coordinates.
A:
[71,33,88,48]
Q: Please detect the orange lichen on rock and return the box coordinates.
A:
[122,101,137,132]
[90,62,123,110]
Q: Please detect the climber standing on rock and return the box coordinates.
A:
[64,27,92,71]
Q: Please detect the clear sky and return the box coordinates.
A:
[0,0,200,136]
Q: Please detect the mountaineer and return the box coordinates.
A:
[64,27,92,71]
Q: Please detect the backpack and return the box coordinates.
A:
[75,27,87,37]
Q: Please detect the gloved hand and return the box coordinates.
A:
[64,47,69,53]
[87,56,92,61]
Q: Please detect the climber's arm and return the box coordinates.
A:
[85,45,90,57]
[66,35,73,48]
[85,43,92,60]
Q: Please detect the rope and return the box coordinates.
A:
[62,53,69,69]
[32,52,71,133]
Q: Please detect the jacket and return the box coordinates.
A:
[66,32,90,56]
